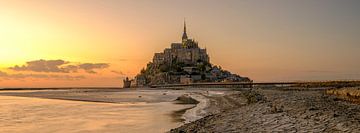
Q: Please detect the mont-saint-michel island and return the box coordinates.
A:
[1,1,360,133]
[124,22,251,88]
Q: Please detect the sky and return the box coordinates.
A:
[1,0,360,87]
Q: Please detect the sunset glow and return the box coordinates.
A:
[1,0,360,87]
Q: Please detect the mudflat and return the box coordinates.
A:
[2,87,359,132]
[0,88,198,133]
[0,88,231,133]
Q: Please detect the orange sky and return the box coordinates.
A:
[1,0,360,87]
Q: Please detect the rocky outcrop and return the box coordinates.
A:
[175,94,199,104]
[134,22,250,86]
[171,88,360,133]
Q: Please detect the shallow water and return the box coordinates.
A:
[0,95,193,133]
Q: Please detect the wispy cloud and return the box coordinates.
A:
[79,63,109,74]
[0,71,85,80]
[111,70,125,75]
[0,71,8,77]
[9,59,110,74]
[9,59,70,73]
[304,70,336,73]
[118,59,128,61]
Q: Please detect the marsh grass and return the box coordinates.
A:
[326,87,360,103]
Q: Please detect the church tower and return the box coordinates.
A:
[182,20,188,47]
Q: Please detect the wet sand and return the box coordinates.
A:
[0,96,196,133]
[0,88,183,103]
[0,88,230,133]
[0,89,196,133]
[5,87,357,132]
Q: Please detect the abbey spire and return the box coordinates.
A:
[182,20,188,43]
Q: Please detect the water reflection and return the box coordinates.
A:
[0,96,193,133]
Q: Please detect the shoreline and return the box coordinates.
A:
[0,88,233,131]
[180,93,210,123]
[0,88,224,130]
[0,95,191,133]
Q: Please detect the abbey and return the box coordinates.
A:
[135,21,250,86]
[153,21,209,66]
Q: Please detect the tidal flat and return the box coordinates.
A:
[2,87,360,133]
[0,88,234,133]
[0,88,209,133]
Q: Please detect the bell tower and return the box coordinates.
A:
[182,20,188,47]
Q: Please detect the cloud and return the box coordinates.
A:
[9,59,110,74]
[0,71,8,77]
[0,71,85,80]
[62,65,79,73]
[48,75,86,80]
[10,59,69,73]
[111,70,125,75]
[118,59,128,61]
[304,70,336,73]
[79,63,110,74]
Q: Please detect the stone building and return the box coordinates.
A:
[123,77,132,88]
[153,21,209,66]
[134,21,251,86]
